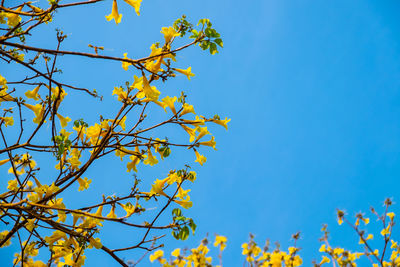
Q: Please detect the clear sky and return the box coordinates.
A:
[1,0,400,266]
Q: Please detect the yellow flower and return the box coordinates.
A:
[0,158,10,166]
[107,205,117,219]
[0,75,7,88]
[176,187,190,200]
[180,103,195,116]
[171,248,180,257]
[180,124,196,142]
[77,177,91,191]
[118,202,136,217]
[117,115,127,131]
[214,235,227,251]
[381,225,390,236]
[143,148,158,166]
[213,117,231,130]
[174,199,193,209]
[6,6,22,27]
[0,231,11,247]
[0,90,13,102]
[387,212,395,221]
[194,126,210,142]
[161,27,179,43]
[142,75,160,101]
[149,249,164,262]
[112,86,127,101]
[89,237,102,249]
[24,103,45,124]
[7,179,18,191]
[106,0,122,24]
[359,234,373,244]
[122,53,131,70]
[194,149,206,165]
[126,146,144,172]
[25,85,41,100]
[26,219,37,232]
[124,0,141,16]
[149,177,169,196]
[198,136,217,150]
[320,256,330,265]
[56,113,71,128]
[60,129,72,139]
[0,117,13,127]
[44,230,66,245]
[162,96,177,114]
[174,67,195,80]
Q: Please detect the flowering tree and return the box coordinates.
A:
[148,199,399,267]
[1,1,399,267]
[0,0,227,266]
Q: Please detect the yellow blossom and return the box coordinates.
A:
[25,85,41,100]
[0,158,10,166]
[0,230,11,247]
[359,234,373,244]
[174,199,193,209]
[194,149,206,165]
[150,249,164,262]
[0,117,13,127]
[198,136,217,150]
[171,248,180,257]
[60,129,72,139]
[106,0,122,24]
[143,148,158,166]
[112,86,127,101]
[387,212,395,221]
[161,26,179,43]
[107,205,117,219]
[7,179,18,191]
[213,117,231,130]
[194,126,210,142]
[117,115,127,131]
[24,103,45,124]
[118,202,136,217]
[77,177,91,191]
[122,53,132,70]
[149,177,169,196]
[56,113,71,128]
[214,235,227,251]
[180,103,195,116]
[0,74,7,89]
[89,237,102,249]
[142,75,160,101]
[320,256,330,265]
[381,225,390,236]
[174,67,195,80]
[162,96,177,114]
[181,124,197,142]
[124,0,141,16]
[6,6,22,27]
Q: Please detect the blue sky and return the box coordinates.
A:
[1,0,400,266]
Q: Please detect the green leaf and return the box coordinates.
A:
[163,147,171,158]
[205,28,212,37]
[214,38,223,47]
[172,208,182,217]
[180,226,190,240]
[209,43,218,55]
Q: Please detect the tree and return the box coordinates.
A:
[1,1,399,267]
[0,0,226,266]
